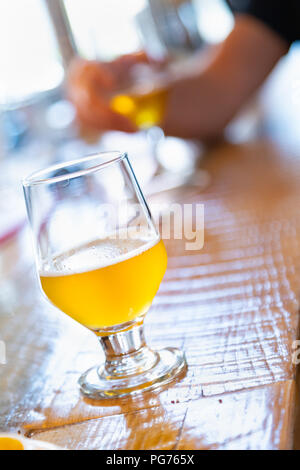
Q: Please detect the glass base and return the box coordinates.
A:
[79,347,186,399]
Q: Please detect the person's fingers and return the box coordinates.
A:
[68,59,117,131]
[82,61,115,90]
[129,50,167,67]
[109,51,160,82]
[68,58,115,96]
[67,56,140,133]
[74,88,137,133]
[76,106,137,133]
[109,111,138,133]
[112,51,149,69]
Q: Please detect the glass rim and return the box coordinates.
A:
[22,151,127,187]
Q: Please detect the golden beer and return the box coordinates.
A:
[0,437,24,451]
[110,86,168,128]
[40,237,167,330]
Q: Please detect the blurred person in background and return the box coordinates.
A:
[67,0,300,140]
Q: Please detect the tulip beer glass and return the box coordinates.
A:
[23,152,186,398]
[110,85,168,129]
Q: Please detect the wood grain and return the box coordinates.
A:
[1,139,300,449]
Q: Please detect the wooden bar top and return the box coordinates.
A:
[1,138,300,450]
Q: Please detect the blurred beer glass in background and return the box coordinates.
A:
[63,0,233,193]
[0,0,234,195]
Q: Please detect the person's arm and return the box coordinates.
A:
[162,14,289,139]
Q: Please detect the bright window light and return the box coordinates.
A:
[0,0,63,105]
[193,0,234,43]
[64,0,147,60]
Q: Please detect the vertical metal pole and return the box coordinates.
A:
[44,0,78,68]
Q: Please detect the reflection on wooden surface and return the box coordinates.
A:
[1,139,300,449]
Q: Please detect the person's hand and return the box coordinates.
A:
[67,58,137,133]
[67,52,152,133]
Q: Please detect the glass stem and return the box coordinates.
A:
[98,322,158,379]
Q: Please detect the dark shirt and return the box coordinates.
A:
[227,0,300,44]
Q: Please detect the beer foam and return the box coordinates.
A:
[40,234,160,277]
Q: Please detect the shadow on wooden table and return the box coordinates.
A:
[81,368,206,450]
